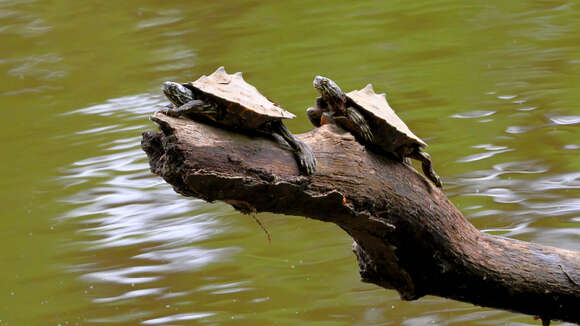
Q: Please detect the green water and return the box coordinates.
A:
[1,0,579,325]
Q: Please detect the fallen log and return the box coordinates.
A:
[141,112,580,324]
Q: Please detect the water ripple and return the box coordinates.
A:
[59,93,240,324]
[0,5,52,37]
[66,93,162,117]
[5,53,66,80]
[82,265,163,285]
[452,155,579,248]
[520,199,580,217]
[497,94,517,100]
[563,144,579,150]
[450,110,495,119]
[93,287,166,303]
[505,125,533,134]
[142,312,216,325]
[478,188,524,204]
[534,172,580,191]
[135,247,241,271]
[137,16,183,30]
[456,144,513,163]
[549,115,580,125]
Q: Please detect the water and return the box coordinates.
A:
[1,0,578,325]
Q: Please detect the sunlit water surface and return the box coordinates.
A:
[0,0,578,325]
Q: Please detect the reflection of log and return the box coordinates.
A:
[142,112,580,325]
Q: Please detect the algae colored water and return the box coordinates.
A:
[1,1,579,325]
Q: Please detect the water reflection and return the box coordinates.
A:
[451,158,580,248]
[60,94,244,324]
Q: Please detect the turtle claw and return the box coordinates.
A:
[159,106,182,118]
[275,122,316,175]
[410,150,443,188]
[424,168,442,188]
[297,142,317,175]
[293,139,316,175]
[420,153,442,188]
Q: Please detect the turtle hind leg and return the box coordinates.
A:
[345,107,374,144]
[163,99,217,118]
[273,121,316,175]
[409,149,442,188]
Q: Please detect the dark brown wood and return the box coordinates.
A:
[142,112,580,324]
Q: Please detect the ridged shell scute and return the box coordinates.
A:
[347,84,427,148]
[190,66,295,120]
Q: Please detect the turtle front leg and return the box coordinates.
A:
[307,106,323,127]
[332,108,374,144]
[163,100,217,118]
[338,107,373,144]
[273,121,316,175]
[409,149,442,188]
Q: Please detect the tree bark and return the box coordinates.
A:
[142,112,580,324]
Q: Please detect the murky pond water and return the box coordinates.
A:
[1,0,578,325]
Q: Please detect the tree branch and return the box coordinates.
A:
[142,112,580,324]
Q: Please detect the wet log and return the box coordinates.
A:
[142,112,580,325]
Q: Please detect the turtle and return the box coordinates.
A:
[160,66,316,175]
[308,76,442,188]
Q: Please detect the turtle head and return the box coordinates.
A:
[313,76,346,104]
[162,81,194,107]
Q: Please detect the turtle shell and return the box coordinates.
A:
[185,67,294,129]
[346,84,427,153]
